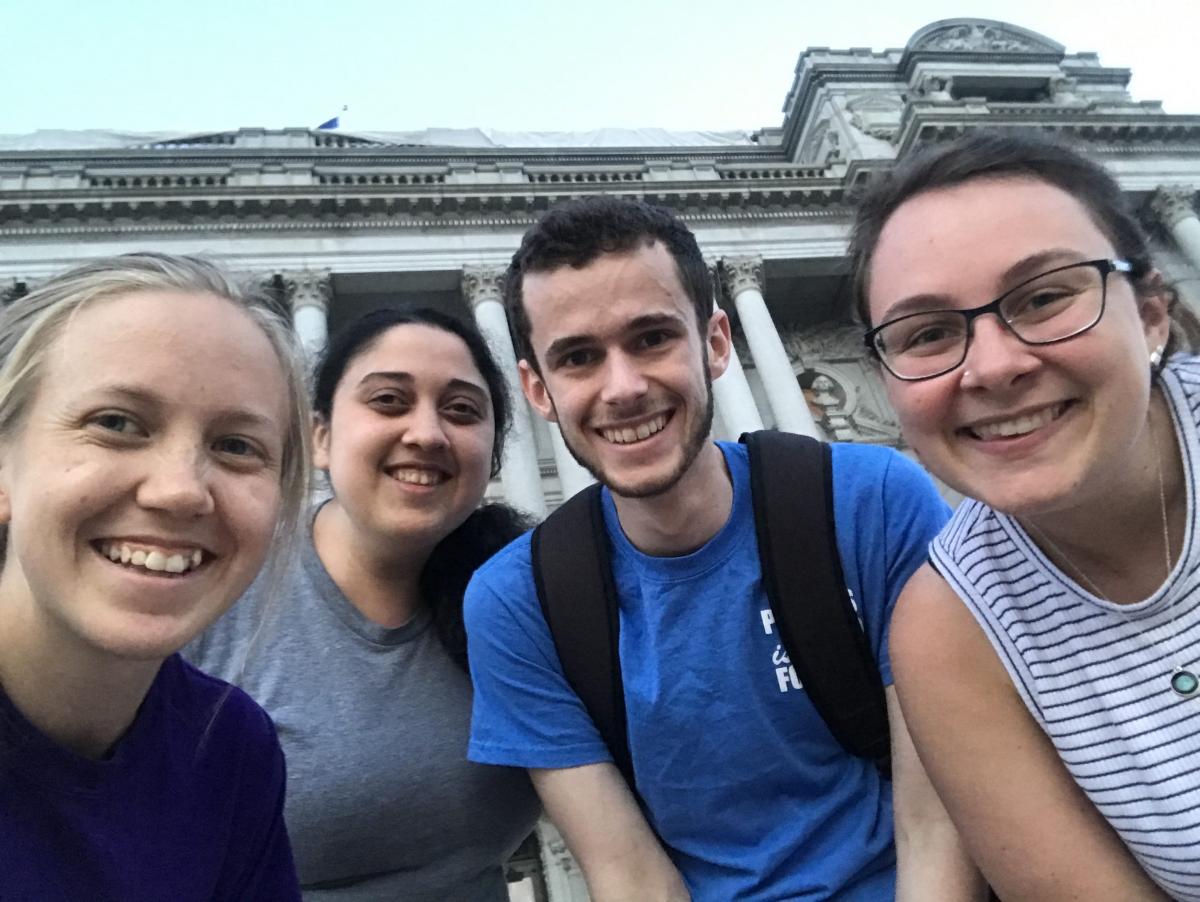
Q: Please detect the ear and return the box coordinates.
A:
[311,414,332,471]
[519,359,557,423]
[1137,271,1173,354]
[705,308,733,382]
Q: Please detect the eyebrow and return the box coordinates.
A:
[543,312,687,362]
[876,248,1094,323]
[83,384,280,430]
[357,371,490,400]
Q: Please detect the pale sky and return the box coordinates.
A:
[3,0,1198,136]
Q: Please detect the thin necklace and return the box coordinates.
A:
[1026,407,1195,698]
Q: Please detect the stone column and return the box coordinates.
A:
[718,346,766,436]
[282,269,332,360]
[462,266,548,519]
[719,256,820,437]
[1151,186,1200,273]
[706,263,765,436]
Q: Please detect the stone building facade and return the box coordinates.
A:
[4,18,1200,900]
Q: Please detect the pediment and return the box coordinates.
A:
[906,19,1064,56]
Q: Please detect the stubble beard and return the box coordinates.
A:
[553,366,715,500]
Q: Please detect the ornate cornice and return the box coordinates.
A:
[1150,186,1199,230]
[461,265,506,309]
[281,269,331,312]
[720,256,765,297]
[0,193,855,238]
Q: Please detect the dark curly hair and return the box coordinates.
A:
[504,196,712,372]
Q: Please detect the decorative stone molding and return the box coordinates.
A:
[845,95,905,140]
[787,322,868,362]
[461,265,507,309]
[719,255,765,298]
[909,20,1059,55]
[916,74,952,101]
[280,269,332,313]
[1151,186,1199,231]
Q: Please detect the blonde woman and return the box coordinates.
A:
[0,254,310,900]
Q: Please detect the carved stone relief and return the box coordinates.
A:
[914,22,1044,54]
[845,95,905,141]
[461,264,507,308]
[1151,186,1199,231]
[780,322,903,444]
[281,268,333,313]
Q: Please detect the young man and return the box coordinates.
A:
[464,197,980,901]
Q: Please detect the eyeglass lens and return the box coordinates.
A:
[875,262,1107,380]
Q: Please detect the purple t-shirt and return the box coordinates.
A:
[0,654,300,901]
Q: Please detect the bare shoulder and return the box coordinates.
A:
[890,563,997,678]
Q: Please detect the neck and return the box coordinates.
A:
[1020,390,1185,605]
[612,442,734,556]
[0,585,160,759]
[312,502,427,627]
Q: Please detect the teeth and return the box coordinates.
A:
[972,405,1064,440]
[602,414,668,445]
[98,542,206,575]
[391,468,445,486]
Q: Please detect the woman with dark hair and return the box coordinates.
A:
[852,130,1199,900]
[189,306,540,900]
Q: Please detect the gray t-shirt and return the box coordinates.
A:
[187,522,540,901]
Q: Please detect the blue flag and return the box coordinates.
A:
[317,117,339,130]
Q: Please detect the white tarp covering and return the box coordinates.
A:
[0,127,757,152]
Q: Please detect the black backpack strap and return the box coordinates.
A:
[531,484,636,790]
[740,430,892,775]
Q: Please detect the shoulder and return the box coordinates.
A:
[829,443,950,538]
[464,531,537,623]
[930,497,1003,563]
[830,442,932,494]
[164,656,280,756]
[468,528,534,587]
[889,564,1007,707]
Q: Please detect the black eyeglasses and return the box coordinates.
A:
[863,258,1134,381]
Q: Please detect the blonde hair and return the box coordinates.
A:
[0,253,312,585]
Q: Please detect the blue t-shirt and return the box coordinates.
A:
[466,441,949,901]
[0,654,300,901]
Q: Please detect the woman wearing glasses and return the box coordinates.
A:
[852,131,1198,901]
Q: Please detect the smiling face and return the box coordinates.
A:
[0,290,289,662]
[314,323,496,553]
[867,176,1172,517]
[519,241,730,499]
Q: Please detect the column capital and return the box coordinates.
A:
[1150,186,1199,230]
[719,255,765,298]
[461,264,507,310]
[280,268,332,313]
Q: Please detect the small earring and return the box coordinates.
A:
[1150,345,1165,367]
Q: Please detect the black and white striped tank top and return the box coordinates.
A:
[930,354,1200,901]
